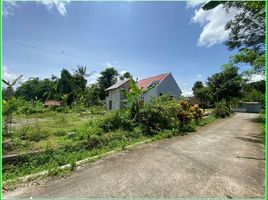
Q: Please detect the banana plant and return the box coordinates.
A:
[122,78,158,122]
[2,75,23,99]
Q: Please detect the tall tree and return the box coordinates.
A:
[97,67,118,100]
[192,81,212,111]
[207,64,244,110]
[119,72,132,81]
[57,69,76,105]
[73,66,89,93]
[203,1,265,75]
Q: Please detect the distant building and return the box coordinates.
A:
[187,96,201,106]
[44,100,61,107]
[105,73,182,110]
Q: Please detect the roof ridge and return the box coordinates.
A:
[138,73,169,81]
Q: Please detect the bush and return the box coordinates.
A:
[213,100,230,118]
[84,134,104,149]
[75,125,103,141]
[16,99,47,115]
[55,106,70,113]
[139,96,180,135]
[190,104,204,124]
[177,99,193,129]
[89,106,106,115]
[99,110,134,132]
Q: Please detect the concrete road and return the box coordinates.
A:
[4,113,265,198]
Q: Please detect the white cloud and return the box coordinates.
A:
[41,0,70,16]
[186,0,208,8]
[2,1,17,17]
[2,66,26,88]
[3,1,70,17]
[105,62,113,68]
[181,88,193,97]
[87,72,100,85]
[248,74,266,83]
[119,70,127,75]
[192,5,239,47]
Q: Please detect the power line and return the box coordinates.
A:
[3,39,133,70]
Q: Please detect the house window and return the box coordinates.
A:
[159,93,162,96]
[109,101,112,110]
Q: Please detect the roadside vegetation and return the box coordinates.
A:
[2,1,265,186]
[3,94,217,183]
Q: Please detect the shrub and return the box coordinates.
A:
[177,99,193,129]
[16,99,47,115]
[99,110,134,132]
[190,105,204,124]
[89,106,106,115]
[84,134,104,149]
[139,96,180,135]
[213,100,230,118]
[75,125,103,141]
[55,107,70,113]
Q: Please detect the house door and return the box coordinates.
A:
[109,100,112,110]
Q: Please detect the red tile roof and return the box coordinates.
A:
[137,73,169,89]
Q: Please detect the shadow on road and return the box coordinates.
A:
[235,136,261,144]
[236,156,265,161]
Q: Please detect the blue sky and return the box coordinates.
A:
[3,1,244,96]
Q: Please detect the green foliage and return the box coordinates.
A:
[122,78,158,122]
[16,123,50,142]
[69,159,77,171]
[97,67,119,100]
[192,81,212,109]
[203,1,265,75]
[207,64,244,108]
[99,110,134,132]
[3,98,18,117]
[89,105,105,115]
[190,105,204,123]
[140,96,180,135]
[243,89,265,105]
[177,99,193,126]
[3,98,19,136]
[83,84,102,106]
[15,78,59,102]
[16,99,47,115]
[213,100,230,118]
[119,72,132,81]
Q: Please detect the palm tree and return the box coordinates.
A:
[2,75,23,99]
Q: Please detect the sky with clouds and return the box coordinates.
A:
[3,1,253,96]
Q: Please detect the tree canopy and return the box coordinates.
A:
[203,1,266,75]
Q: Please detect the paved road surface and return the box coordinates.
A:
[4,113,265,198]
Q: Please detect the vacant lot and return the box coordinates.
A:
[4,113,265,198]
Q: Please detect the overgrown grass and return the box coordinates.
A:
[3,111,105,155]
[3,114,216,183]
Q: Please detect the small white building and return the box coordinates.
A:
[105,73,182,110]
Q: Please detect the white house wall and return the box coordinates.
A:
[157,74,182,99]
[142,86,158,103]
